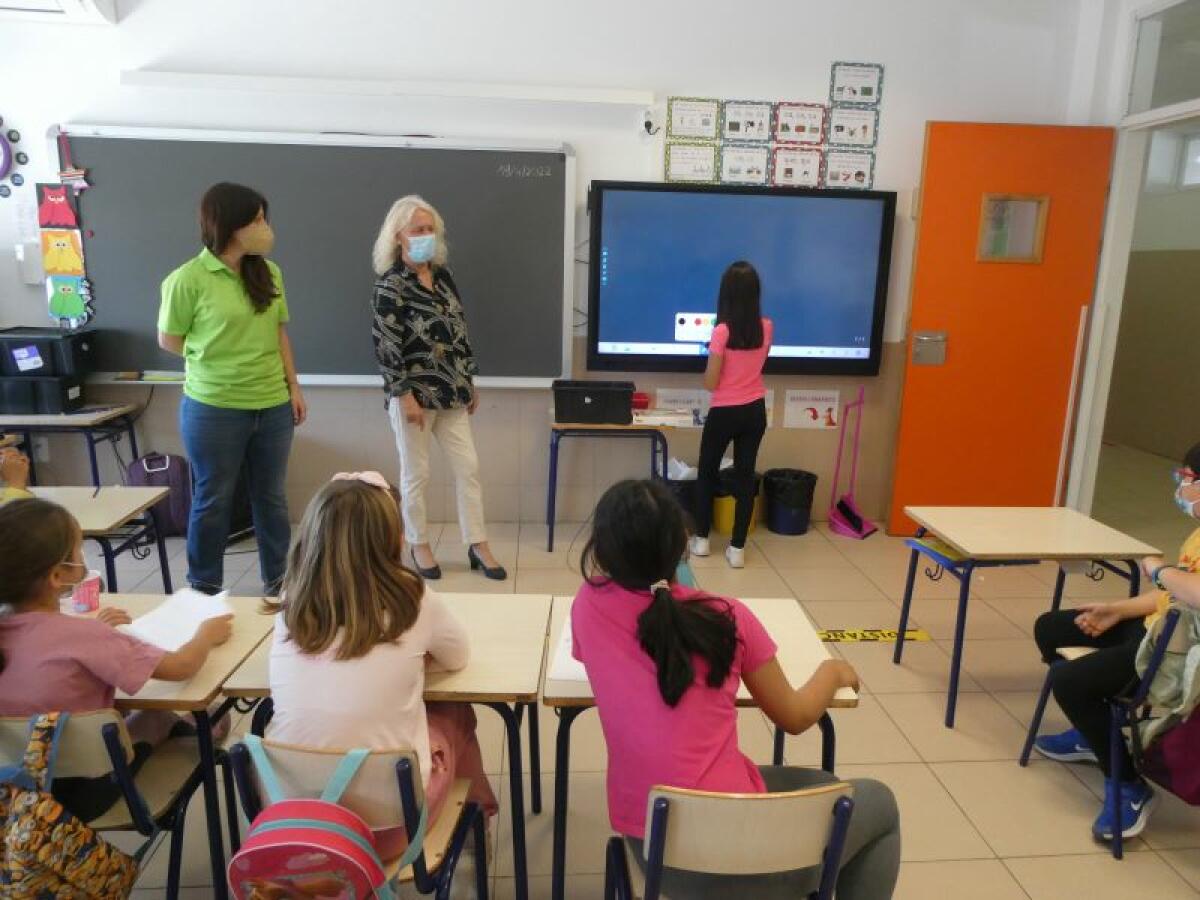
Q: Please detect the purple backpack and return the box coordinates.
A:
[1138,712,1200,805]
[126,453,192,537]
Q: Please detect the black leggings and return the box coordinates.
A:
[52,742,153,824]
[694,398,767,548]
[1033,609,1146,778]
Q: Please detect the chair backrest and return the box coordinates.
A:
[644,781,854,875]
[0,710,134,780]
[246,737,424,829]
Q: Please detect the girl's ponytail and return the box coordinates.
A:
[636,579,737,707]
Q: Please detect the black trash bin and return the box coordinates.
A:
[666,478,698,523]
[764,468,818,535]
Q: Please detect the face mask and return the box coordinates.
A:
[56,559,87,598]
[1177,485,1199,518]
[407,234,437,264]
[239,221,275,256]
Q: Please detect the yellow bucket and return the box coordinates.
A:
[712,493,762,536]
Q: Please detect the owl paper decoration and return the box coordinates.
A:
[41,229,85,276]
[36,183,78,228]
[46,275,93,327]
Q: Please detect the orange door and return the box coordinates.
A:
[888,122,1114,534]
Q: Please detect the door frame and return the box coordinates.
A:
[1066,0,1200,512]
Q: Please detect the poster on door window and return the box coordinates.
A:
[830,62,884,106]
[823,150,875,189]
[719,145,770,185]
[828,107,879,147]
[657,388,775,428]
[720,100,773,143]
[772,147,823,187]
[664,142,719,183]
[784,390,840,429]
[775,103,826,145]
[667,97,721,141]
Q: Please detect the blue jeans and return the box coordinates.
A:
[179,396,294,593]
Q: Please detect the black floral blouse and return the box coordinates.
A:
[371,263,478,410]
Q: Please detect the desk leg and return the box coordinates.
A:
[527,702,542,814]
[125,414,141,460]
[893,543,922,664]
[547,432,561,553]
[552,706,585,900]
[85,430,102,488]
[653,433,668,480]
[1051,566,1067,612]
[772,726,784,766]
[818,713,837,773]
[194,709,229,900]
[250,697,274,737]
[486,702,529,900]
[151,513,174,593]
[93,536,118,592]
[1126,560,1140,597]
[944,562,975,728]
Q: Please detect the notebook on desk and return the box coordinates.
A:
[120,589,232,652]
[548,619,590,683]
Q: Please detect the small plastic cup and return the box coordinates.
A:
[71,570,102,614]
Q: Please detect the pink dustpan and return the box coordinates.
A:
[828,387,877,539]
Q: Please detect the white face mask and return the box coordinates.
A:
[56,560,88,598]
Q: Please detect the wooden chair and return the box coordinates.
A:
[605,781,855,900]
[0,710,206,899]
[1019,608,1184,858]
[228,737,488,899]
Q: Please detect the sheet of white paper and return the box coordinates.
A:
[120,589,232,651]
[548,621,590,683]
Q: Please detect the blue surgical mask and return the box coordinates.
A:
[407,234,437,264]
[1177,485,1199,518]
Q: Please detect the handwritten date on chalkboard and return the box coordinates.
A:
[497,163,554,178]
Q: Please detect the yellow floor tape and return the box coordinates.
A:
[818,628,931,642]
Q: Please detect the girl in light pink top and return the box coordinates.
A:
[265,473,497,858]
[691,261,773,568]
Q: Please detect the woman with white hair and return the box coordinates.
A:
[370,195,506,581]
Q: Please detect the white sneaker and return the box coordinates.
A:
[725,545,745,568]
[689,536,711,557]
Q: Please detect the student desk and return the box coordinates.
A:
[547,421,679,551]
[222,592,554,900]
[32,485,173,593]
[0,403,141,487]
[543,594,857,900]
[104,592,273,900]
[893,506,1161,728]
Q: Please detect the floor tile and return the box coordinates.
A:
[776,567,889,603]
[491,873,607,899]
[691,566,792,598]
[931,760,1143,857]
[837,640,982,695]
[991,690,1070,739]
[862,560,972,601]
[981,595,1076,636]
[969,566,1055,599]
[893,859,1029,900]
[836,762,994,862]
[514,568,588,596]
[902,594,1027,641]
[877,692,1031,762]
[799,599,901,631]
[1005,851,1197,899]
[688,538,773,569]
[756,537,854,569]
[782,695,921,766]
[939,638,1047,692]
[1162,849,1200,891]
[492,771,610,877]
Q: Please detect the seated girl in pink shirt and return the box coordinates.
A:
[0,498,233,822]
[265,473,497,858]
[691,261,773,569]
[573,479,900,899]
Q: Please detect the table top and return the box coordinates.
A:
[31,486,168,534]
[552,421,680,432]
[223,593,554,703]
[542,595,858,709]
[100,593,274,712]
[0,403,139,428]
[905,506,1161,561]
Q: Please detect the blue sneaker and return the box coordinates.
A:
[1093,779,1156,841]
[1033,728,1099,764]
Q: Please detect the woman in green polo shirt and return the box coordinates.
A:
[157,182,306,595]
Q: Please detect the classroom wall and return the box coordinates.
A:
[1,0,1124,524]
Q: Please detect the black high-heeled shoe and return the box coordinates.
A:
[409,546,442,580]
[468,545,507,581]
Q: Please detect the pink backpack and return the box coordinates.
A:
[227,736,426,900]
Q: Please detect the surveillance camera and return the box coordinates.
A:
[641,109,660,136]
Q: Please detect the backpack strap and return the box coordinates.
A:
[320,747,370,803]
[0,712,68,793]
[241,733,286,806]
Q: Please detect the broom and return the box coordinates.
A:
[828,386,877,539]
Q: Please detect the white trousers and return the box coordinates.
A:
[388,399,488,547]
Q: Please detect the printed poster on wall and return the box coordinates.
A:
[784,390,841,429]
[719,145,770,185]
[721,100,773,143]
[772,147,823,187]
[828,107,879,147]
[657,388,775,428]
[830,62,884,106]
[664,143,718,183]
[667,97,721,141]
[775,103,826,145]
[824,150,875,189]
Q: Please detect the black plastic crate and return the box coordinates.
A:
[552,380,634,425]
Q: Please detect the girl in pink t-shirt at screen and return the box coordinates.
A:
[572,479,900,898]
[691,261,773,568]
